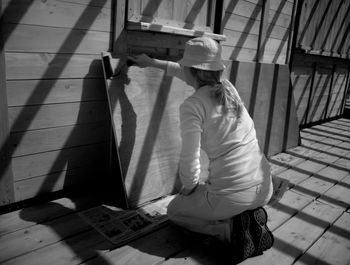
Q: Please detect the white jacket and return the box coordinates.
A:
[167,62,271,195]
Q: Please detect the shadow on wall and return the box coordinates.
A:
[228,60,300,156]
[221,0,292,63]
[297,0,350,56]
[291,52,350,127]
[0,0,120,204]
[105,61,184,208]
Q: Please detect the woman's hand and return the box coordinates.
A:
[127,54,154,68]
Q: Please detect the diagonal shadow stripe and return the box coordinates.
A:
[330,1,350,52]
[319,0,344,51]
[297,0,320,47]
[303,127,350,142]
[309,0,333,49]
[128,73,173,206]
[0,0,109,191]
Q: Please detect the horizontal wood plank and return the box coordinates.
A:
[222,13,260,35]
[86,226,188,265]
[224,0,263,20]
[268,9,292,29]
[294,212,350,265]
[54,0,113,9]
[12,143,109,181]
[292,160,327,174]
[2,0,111,32]
[266,190,313,231]
[10,122,109,157]
[1,229,114,265]
[275,168,311,186]
[269,152,306,167]
[127,22,226,41]
[0,196,100,236]
[6,78,106,107]
[221,45,258,61]
[294,176,335,198]
[223,29,259,50]
[5,53,103,80]
[8,101,109,132]
[127,31,189,50]
[318,175,350,209]
[269,0,294,15]
[14,166,107,201]
[3,24,110,54]
[0,212,92,263]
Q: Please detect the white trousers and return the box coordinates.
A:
[167,175,273,243]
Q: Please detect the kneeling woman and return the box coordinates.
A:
[130,36,274,262]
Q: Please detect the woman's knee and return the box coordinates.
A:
[167,196,177,219]
[167,195,184,221]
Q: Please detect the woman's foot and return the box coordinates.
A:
[248,207,274,255]
[230,211,256,263]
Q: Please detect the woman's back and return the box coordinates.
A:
[182,85,270,195]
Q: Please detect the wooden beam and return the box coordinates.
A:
[0,1,15,205]
[214,0,224,35]
[288,0,304,68]
[127,21,227,41]
[303,61,317,126]
[285,0,299,65]
[324,64,336,120]
[257,0,270,62]
[340,64,350,115]
[113,0,127,55]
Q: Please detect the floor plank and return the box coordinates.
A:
[0,212,91,263]
[0,196,98,236]
[294,212,350,265]
[293,176,335,198]
[266,190,313,231]
[317,175,350,209]
[1,119,350,265]
[275,168,311,186]
[1,229,114,265]
[269,153,306,167]
[84,226,189,265]
[291,160,327,175]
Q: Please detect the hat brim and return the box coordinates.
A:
[178,58,226,71]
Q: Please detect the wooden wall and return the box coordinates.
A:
[221,0,295,64]
[296,0,350,58]
[291,0,350,127]
[107,0,300,207]
[0,0,302,207]
[291,51,349,126]
[1,0,113,204]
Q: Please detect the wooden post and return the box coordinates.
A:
[0,1,15,205]
[257,0,270,62]
[324,64,335,120]
[288,0,304,69]
[113,0,127,55]
[340,64,350,115]
[214,0,224,34]
[304,62,317,125]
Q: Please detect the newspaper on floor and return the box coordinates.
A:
[78,196,172,245]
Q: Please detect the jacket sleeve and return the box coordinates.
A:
[178,97,204,189]
[166,61,186,82]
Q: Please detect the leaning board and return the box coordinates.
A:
[102,55,194,207]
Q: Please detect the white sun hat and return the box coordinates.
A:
[178,36,225,71]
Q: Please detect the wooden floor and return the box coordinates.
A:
[1,118,349,265]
